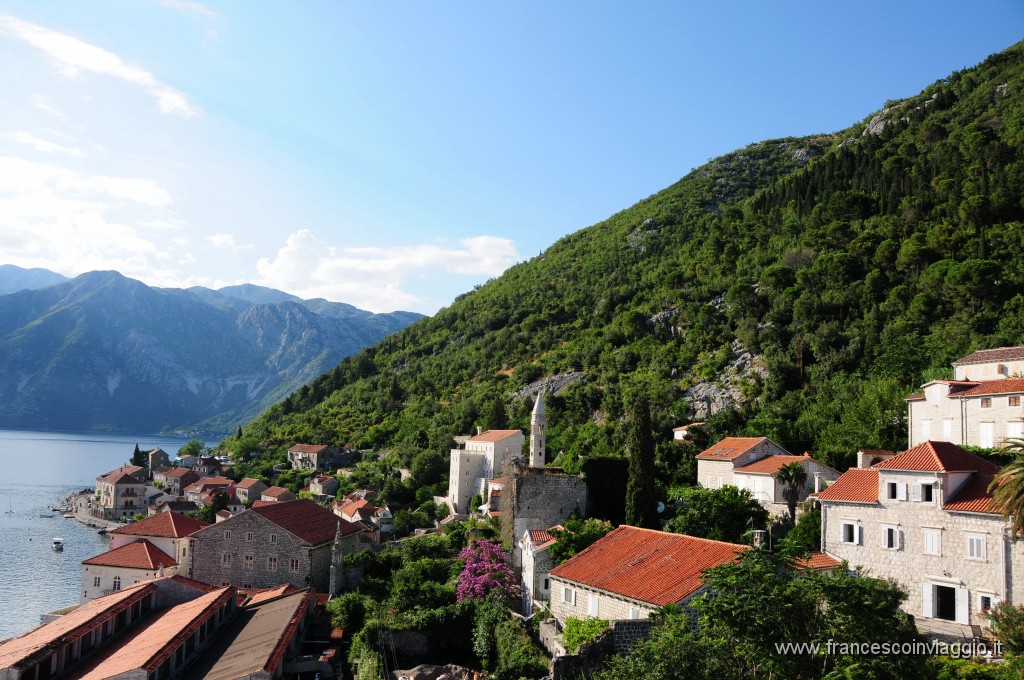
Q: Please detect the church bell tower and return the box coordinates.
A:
[529,392,546,468]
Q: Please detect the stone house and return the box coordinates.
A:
[109,511,209,563]
[520,527,558,616]
[447,429,525,515]
[548,526,748,624]
[80,539,179,601]
[93,468,146,521]
[184,476,234,503]
[309,475,339,499]
[154,467,199,497]
[696,437,838,515]
[817,440,1024,629]
[907,346,1024,448]
[192,456,224,477]
[260,486,297,503]
[146,447,171,475]
[188,499,364,592]
[286,444,359,472]
[234,477,268,504]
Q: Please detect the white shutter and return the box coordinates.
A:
[588,594,599,617]
[856,525,864,546]
[911,484,922,502]
[955,587,969,624]
[981,423,994,448]
[922,584,934,618]
[897,484,908,501]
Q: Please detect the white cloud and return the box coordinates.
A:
[255,229,521,313]
[0,15,200,117]
[157,0,219,20]
[5,131,86,158]
[208,232,254,252]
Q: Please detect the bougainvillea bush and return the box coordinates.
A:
[985,602,1024,657]
[457,540,520,602]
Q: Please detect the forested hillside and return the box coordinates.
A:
[230,42,1024,481]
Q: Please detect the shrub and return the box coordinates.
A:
[985,602,1024,657]
[562,616,609,654]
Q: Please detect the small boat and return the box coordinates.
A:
[96,528,108,535]
[62,513,76,519]
[52,537,64,551]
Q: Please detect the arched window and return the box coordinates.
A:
[112,576,121,591]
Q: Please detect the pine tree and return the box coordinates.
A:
[625,393,658,528]
[131,443,145,468]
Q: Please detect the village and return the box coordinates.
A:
[2,345,1024,679]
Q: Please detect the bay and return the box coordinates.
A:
[0,429,217,641]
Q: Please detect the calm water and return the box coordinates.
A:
[0,429,214,641]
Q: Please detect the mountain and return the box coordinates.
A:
[229,42,1024,480]
[0,271,422,435]
[0,265,68,294]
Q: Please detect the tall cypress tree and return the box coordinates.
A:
[625,392,658,528]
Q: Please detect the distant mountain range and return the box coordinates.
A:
[0,266,422,435]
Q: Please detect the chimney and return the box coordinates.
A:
[752,530,767,547]
[476,426,482,435]
[814,472,822,493]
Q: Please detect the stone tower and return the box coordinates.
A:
[329,521,343,595]
[529,392,546,468]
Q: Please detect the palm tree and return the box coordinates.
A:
[989,439,1024,537]
[776,462,808,524]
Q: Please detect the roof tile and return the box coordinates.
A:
[943,473,1000,514]
[874,441,998,473]
[816,469,879,503]
[696,437,775,461]
[734,454,816,475]
[956,378,1024,397]
[953,346,1024,366]
[467,429,522,443]
[111,511,208,538]
[82,539,177,570]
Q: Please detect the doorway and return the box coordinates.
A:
[935,585,957,621]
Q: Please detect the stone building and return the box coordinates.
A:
[548,526,747,624]
[93,468,146,521]
[520,527,557,616]
[907,346,1024,448]
[188,499,364,592]
[508,469,588,566]
[447,429,525,515]
[80,540,179,602]
[234,477,268,504]
[153,467,199,497]
[696,437,838,516]
[286,444,359,472]
[817,441,1024,630]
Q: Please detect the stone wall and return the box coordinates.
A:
[548,575,655,623]
[549,627,614,680]
[510,470,588,565]
[610,619,655,654]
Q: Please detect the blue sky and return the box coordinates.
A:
[0,2,1020,313]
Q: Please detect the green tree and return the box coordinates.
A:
[625,392,658,528]
[548,517,613,565]
[989,452,1024,538]
[178,438,207,458]
[131,443,146,468]
[776,461,808,523]
[665,486,768,543]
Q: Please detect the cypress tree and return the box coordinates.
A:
[625,392,658,528]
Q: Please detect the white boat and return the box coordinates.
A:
[52,537,64,551]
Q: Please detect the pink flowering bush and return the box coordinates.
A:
[457,540,520,602]
[984,601,1024,657]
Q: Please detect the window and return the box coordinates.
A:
[920,483,934,503]
[629,607,640,620]
[562,586,576,605]
[887,482,897,499]
[981,423,995,448]
[966,533,986,560]
[269,533,278,545]
[289,558,300,572]
[1009,422,1024,440]
[222,553,232,567]
[246,532,254,542]
[886,482,907,501]
[840,522,860,545]
[588,594,599,616]
[224,530,232,540]
[942,419,954,441]
[923,528,941,555]
[981,397,992,408]
[93,576,101,587]
[112,576,121,592]
[243,554,254,570]
[543,579,549,590]
[921,420,932,440]
[881,525,900,550]
[268,556,278,571]
[1010,396,1021,407]
[979,594,995,613]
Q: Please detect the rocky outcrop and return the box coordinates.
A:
[684,341,767,420]
[391,663,476,680]
[512,372,585,400]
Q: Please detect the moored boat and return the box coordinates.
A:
[52,537,64,551]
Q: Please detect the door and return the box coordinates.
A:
[935,585,957,621]
[588,593,599,617]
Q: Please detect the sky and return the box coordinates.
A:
[0,2,1020,314]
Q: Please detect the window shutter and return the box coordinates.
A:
[897,483,908,501]
[856,525,864,546]
[911,484,921,502]
[955,587,969,624]
[588,594,599,617]
[922,584,934,618]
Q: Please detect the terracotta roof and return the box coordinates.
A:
[956,378,1024,397]
[816,469,879,504]
[288,444,329,453]
[467,429,522,443]
[152,466,172,475]
[101,470,145,485]
[906,392,925,401]
[0,582,155,669]
[252,499,362,545]
[111,511,209,538]
[164,467,195,479]
[793,552,843,570]
[696,437,779,461]
[734,454,813,475]
[874,441,998,473]
[169,575,220,593]
[954,346,1024,366]
[252,500,275,508]
[943,473,1000,514]
[185,476,233,492]
[235,477,265,489]
[527,529,556,550]
[72,587,233,680]
[549,526,747,606]
[83,539,177,570]
[337,498,377,516]
[262,486,295,498]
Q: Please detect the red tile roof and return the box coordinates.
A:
[185,476,234,492]
[549,526,747,606]
[253,499,362,545]
[467,429,523,443]
[734,454,813,474]
[943,473,1000,514]
[527,529,556,550]
[815,469,879,504]
[164,467,195,479]
[102,470,145,485]
[957,378,1024,397]
[83,539,177,570]
[954,346,1024,366]
[111,511,209,538]
[235,477,265,489]
[252,500,275,508]
[0,583,156,669]
[262,486,295,499]
[793,552,843,571]
[696,437,777,461]
[875,441,998,473]
[288,444,329,453]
